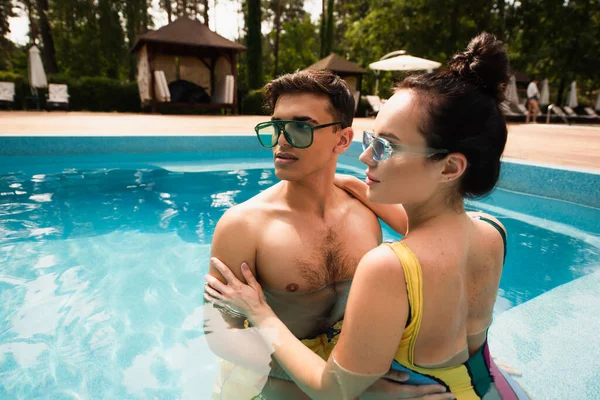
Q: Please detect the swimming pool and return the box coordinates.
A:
[1,138,599,399]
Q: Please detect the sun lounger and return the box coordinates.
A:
[584,107,600,119]
[545,105,570,124]
[0,82,15,108]
[46,83,70,110]
[563,106,597,122]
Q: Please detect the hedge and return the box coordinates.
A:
[0,72,140,112]
[241,89,268,115]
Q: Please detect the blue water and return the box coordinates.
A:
[1,155,599,398]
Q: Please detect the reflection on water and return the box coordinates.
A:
[0,165,598,398]
[0,168,276,245]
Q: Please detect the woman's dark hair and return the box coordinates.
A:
[397,32,509,198]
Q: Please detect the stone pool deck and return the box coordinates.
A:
[1,111,600,171]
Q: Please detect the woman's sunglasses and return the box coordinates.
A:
[363,131,449,161]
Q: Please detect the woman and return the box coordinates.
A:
[205,33,529,399]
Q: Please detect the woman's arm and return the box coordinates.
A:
[206,245,410,400]
[335,174,408,236]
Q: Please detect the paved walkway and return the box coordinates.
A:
[2,111,599,170]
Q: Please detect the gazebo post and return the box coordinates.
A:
[210,54,217,102]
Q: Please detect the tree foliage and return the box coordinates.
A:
[1,0,598,107]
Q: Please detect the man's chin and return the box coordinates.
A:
[274,167,300,181]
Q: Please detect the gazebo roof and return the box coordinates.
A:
[131,16,246,53]
[306,53,367,75]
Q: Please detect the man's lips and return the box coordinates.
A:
[275,152,298,160]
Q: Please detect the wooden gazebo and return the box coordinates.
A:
[131,17,246,113]
[306,53,367,112]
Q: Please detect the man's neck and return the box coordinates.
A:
[281,169,338,218]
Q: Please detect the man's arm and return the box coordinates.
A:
[335,174,408,236]
[206,206,258,328]
[203,206,275,372]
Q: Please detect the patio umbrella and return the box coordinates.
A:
[504,75,519,106]
[369,50,441,95]
[369,54,442,72]
[28,45,47,109]
[539,79,550,106]
[566,81,578,108]
[28,45,47,89]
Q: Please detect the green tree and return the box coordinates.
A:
[246,0,262,89]
[125,0,151,80]
[35,0,58,73]
[276,15,319,74]
[0,0,16,70]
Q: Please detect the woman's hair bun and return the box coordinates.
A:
[448,32,509,103]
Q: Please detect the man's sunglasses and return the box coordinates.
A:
[363,131,449,161]
[255,120,342,149]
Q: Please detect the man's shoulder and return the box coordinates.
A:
[217,186,282,227]
[337,187,378,217]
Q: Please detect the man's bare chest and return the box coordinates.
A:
[256,221,379,292]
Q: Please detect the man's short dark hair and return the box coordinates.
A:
[263,69,355,129]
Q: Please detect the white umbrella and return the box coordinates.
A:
[28,45,47,89]
[504,75,519,106]
[595,93,600,112]
[566,81,578,108]
[369,51,441,95]
[539,79,550,106]
[369,54,441,72]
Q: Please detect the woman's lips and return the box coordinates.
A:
[366,173,380,185]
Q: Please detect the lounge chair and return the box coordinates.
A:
[153,71,171,102]
[0,82,15,109]
[365,95,383,117]
[545,104,570,124]
[563,106,596,122]
[584,107,600,119]
[499,102,522,119]
[46,83,70,110]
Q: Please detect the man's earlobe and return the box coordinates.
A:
[338,127,354,148]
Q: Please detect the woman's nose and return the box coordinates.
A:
[359,145,377,166]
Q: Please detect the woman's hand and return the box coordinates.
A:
[204,257,274,325]
[334,174,363,196]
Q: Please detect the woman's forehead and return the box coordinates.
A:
[374,90,422,139]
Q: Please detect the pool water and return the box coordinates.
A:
[1,157,599,399]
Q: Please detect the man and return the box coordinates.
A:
[205,70,451,400]
[526,78,540,124]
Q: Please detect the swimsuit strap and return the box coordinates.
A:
[384,241,423,365]
[475,216,507,259]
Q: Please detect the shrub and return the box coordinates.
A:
[0,72,140,112]
[241,89,268,115]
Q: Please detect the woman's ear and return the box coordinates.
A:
[440,153,468,182]
[334,127,354,154]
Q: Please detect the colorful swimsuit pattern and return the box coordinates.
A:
[383,216,529,399]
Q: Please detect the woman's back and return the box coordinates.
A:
[403,211,506,367]
[384,211,528,398]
